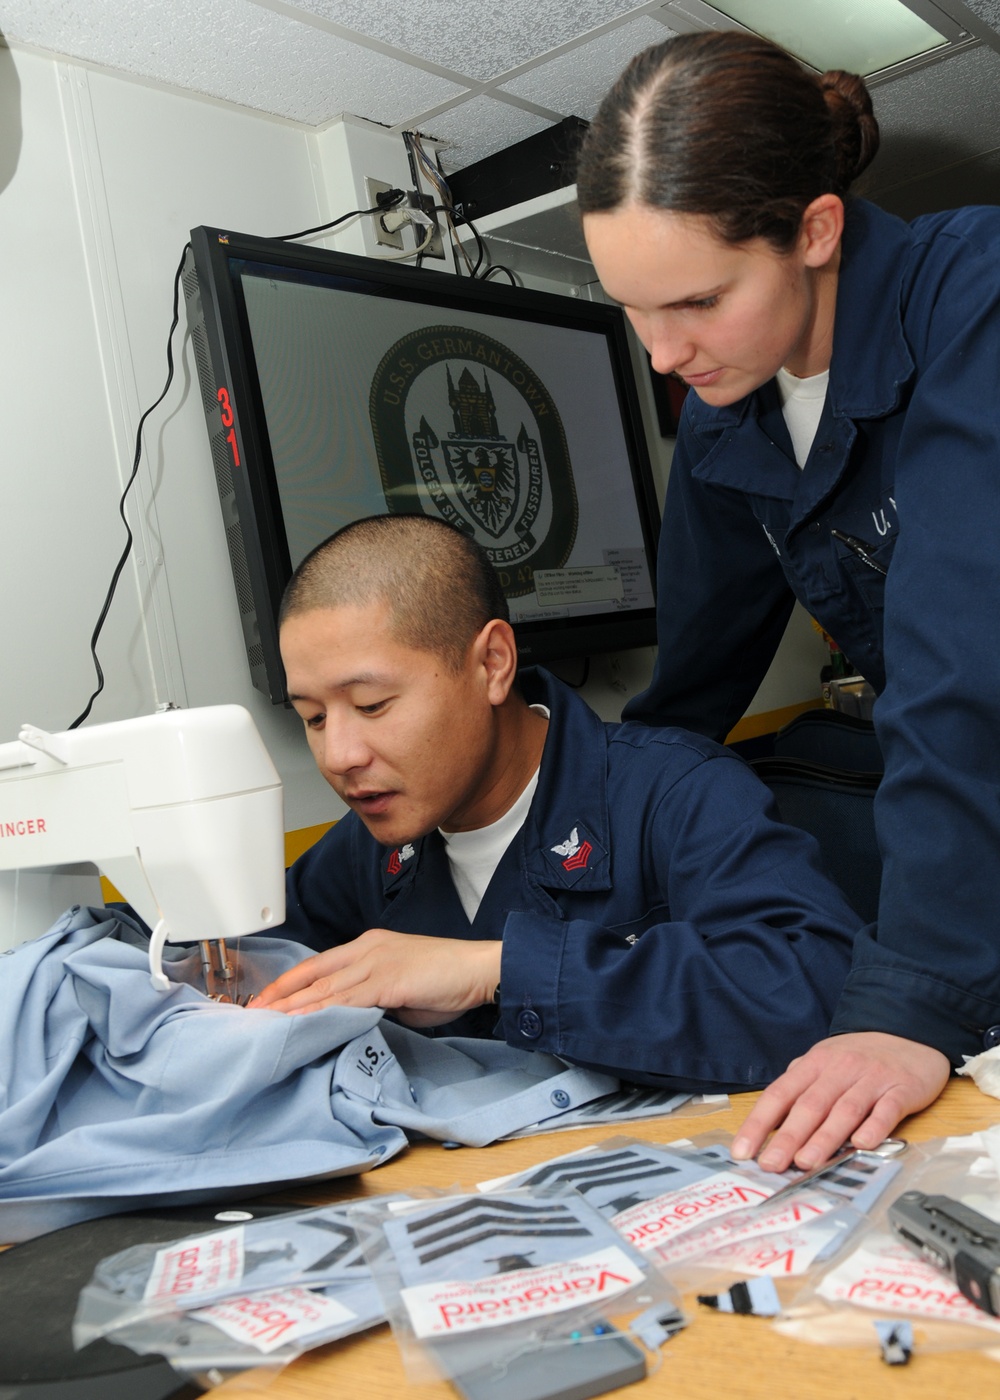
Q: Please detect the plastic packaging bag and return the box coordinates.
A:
[73,1199,394,1364]
[96,1278,386,1371]
[776,1133,1000,1353]
[352,1185,679,1384]
[477,1134,779,1241]
[652,1139,911,1295]
[475,1131,910,1310]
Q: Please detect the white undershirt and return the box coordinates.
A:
[776,365,829,469]
[439,705,549,921]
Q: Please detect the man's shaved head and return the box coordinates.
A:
[280,514,510,671]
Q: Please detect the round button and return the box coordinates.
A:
[550,1089,571,1109]
[808,521,820,533]
[517,1009,543,1039]
[982,1025,1000,1049]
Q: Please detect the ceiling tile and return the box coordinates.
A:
[0,0,466,125]
[500,15,676,115]
[282,0,652,81]
[421,95,555,168]
[958,0,1000,37]
[861,43,1000,197]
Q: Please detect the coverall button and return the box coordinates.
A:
[517,1009,542,1039]
[550,1089,571,1109]
[983,1025,1000,1049]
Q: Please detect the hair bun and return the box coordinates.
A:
[819,70,880,187]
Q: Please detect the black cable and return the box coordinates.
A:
[68,240,190,729]
[69,194,409,728]
[481,264,519,285]
[462,214,488,278]
[458,213,519,283]
[271,190,404,243]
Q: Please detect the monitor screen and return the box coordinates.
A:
[186,226,659,703]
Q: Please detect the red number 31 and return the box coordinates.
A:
[217,386,240,466]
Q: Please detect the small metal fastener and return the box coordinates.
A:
[761,1137,908,1207]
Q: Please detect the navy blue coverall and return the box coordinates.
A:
[627,197,1000,1065]
[280,669,860,1093]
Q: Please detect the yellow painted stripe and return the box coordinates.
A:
[726,699,825,745]
[284,821,336,864]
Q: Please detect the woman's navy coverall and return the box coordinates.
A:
[627,197,1000,1065]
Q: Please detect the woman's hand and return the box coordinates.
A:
[252,931,502,1029]
[731,1032,950,1171]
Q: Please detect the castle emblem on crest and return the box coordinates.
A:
[369,326,579,596]
[411,366,543,551]
[440,367,521,538]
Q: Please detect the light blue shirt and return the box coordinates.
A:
[0,906,616,1241]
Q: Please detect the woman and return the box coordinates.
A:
[577,31,1000,1169]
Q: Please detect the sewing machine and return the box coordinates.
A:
[0,705,285,994]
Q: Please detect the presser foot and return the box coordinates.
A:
[200,938,253,1004]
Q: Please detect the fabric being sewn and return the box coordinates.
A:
[0,906,616,1241]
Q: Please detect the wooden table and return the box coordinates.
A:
[212,1078,999,1400]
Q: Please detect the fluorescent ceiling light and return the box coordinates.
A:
[706,0,950,75]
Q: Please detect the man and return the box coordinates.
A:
[256,514,861,1093]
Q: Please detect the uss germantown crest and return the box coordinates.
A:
[369,326,578,595]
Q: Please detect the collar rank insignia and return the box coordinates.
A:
[386,842,416,876]
[550,826,593,872]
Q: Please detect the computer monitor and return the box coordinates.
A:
[185,225,660,703]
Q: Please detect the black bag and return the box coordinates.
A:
[751,711,882,925]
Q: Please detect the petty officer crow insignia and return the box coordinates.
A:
[550,827,592,871]
[369,326,578,597]
[386,842,416,876]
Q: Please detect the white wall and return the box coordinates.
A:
[0,50,365,831]
[0,47,827,844]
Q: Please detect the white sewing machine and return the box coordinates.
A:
[0,705,285,994]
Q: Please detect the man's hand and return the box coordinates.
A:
[731,1032,950,1172]
[252,930,502,1029]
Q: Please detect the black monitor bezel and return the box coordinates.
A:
[186,224,660,704]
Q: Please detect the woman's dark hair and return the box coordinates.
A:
[576,31,879,251]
